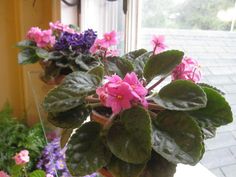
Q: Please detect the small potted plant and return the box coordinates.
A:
[17,21,118,85]
[42,34,233,177]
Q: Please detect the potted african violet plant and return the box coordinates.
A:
[42,34,233,177]
[16,21,119,84]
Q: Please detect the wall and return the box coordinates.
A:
[0,0,60,123]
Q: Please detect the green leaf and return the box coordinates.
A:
[140,151,176,177]
[10,165,23,177]
[48,51,64,60]
[198,83,225,95]
[152,111,204,165]
[107,106,152,164]
[188,87,233,137]
[143,50,184,82]
[61,128,74,148]
[48,104,91,128]
[105,57,134,78]
[133,51,152,77]
[36,48,49,59]
[66,122,111,176]
[29,170,46,177]
[88,65,104,81]
[152,80,207,111]
[123,48,147,60]
[75,54,100,71]
[108,156,146,177]
[16,40,36,49]
[43,72,100,112]
[18,48,39,64]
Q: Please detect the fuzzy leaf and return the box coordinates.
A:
[107,106,152,164]
[152,111,204,165]
[105,57,134,78]
[66,122,111,176]
[144,50,184,82]
[36,48,49,59]
[43,72,100,112]
[88,65,104,81]
[152,80,207,111]
[133,51,152,77]
[18,48,39,64]
[188,87,233,138]
[48,104,91,128]
[123,48,148,60]
[108,156,146,177]
[140,151,176,177]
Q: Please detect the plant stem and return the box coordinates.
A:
[85,96,100,103]
[104,114,116,129]
[148,103,165,111]
[147,77,166,92]
[89,103,102,108]
[23,166,28,177]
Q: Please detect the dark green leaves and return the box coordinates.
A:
[75,54,100,71]
[123,48,147,60]
[105,57,134,78]
[133,51,152,77]
[16,40,36,49]
[48,104,91,128]
[88,65,104,81]
[36,48,49,59]
[18,48,39,64]
[108,156,146,177]
[66,122,111,176]
[152,111,204,165]
[140,151,176,177]
[144,50,184,82]
[188,87,233,138]
[43,72,100,112]
[152,80,207,111]
[107,106,152,164]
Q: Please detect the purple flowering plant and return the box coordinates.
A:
[41,31,233,177]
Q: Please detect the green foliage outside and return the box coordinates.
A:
[0,103,46,175]
[142,0,235,31]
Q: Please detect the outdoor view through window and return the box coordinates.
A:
[139,1,236,177]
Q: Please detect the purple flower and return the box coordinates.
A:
[54,29,97,54]
[37,138,71,176]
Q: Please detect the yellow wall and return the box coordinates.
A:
[0,0,60,122]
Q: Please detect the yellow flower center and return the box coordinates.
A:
[117,95,123,100]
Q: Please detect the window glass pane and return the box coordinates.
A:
[139,1,236,177]
[141,0,235,31]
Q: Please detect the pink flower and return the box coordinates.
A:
[90,39,109,54]
[151,35,167,54]
[171,57,201,83]
[13,150,30,165]
[106,82,134,114]
[49,21,75,34]
[103,30,117,46]
[0,171,10,177]
[27,27,55,48]
[123,72,148,106]
[106,49,119,57]
[96,73,148,114]
[46,174,54,177]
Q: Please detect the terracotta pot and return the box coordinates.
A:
[90,110,109,125]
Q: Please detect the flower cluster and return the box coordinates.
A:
[90,30,118,57]
[37,138,71,177]
[96,72,148,114]
[26,21,97,54]
[12,150,30,165]
[0,171,10,177]
[49,21,76,34]
[54,29,97,53]
[171,56,201,83]
[27,27,56,48]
